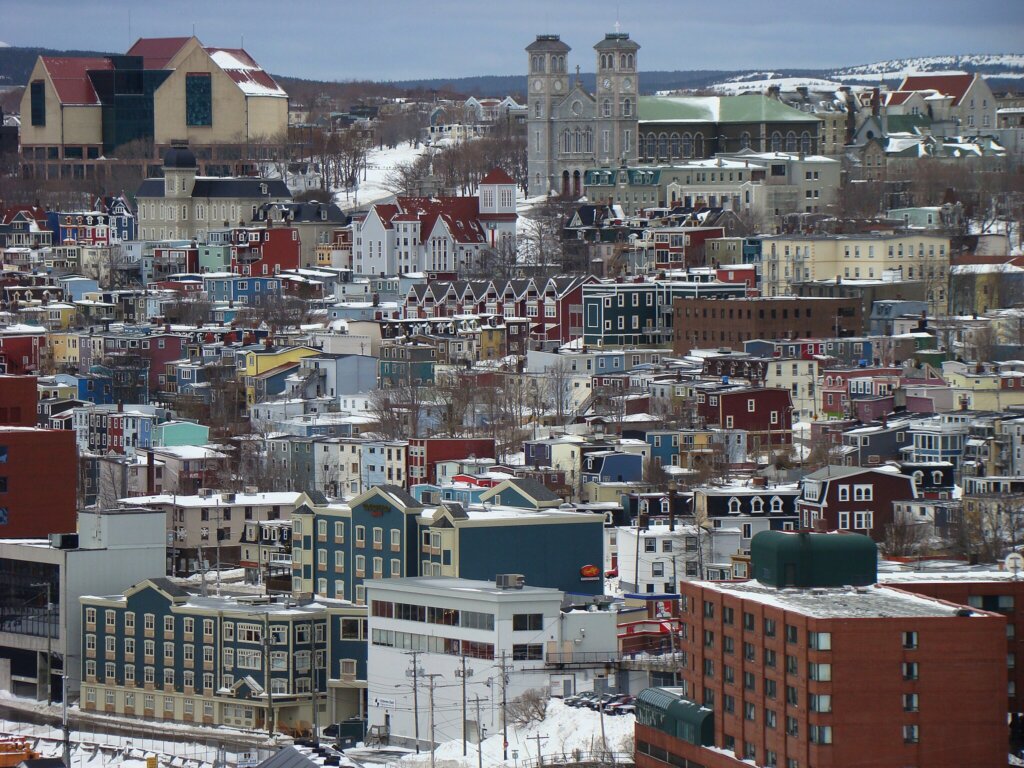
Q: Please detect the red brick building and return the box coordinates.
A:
[0,426,77,537]
[0,375,37,426]
[693,385,793,450]
[635,532,1007,768]
[672,296,862,353]
[229,225,301,277]
[883,573,1024,724]
[407,437,496,487]
[796,465,917,541]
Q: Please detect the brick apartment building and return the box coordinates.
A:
[0,374,37,426]
[407,437,497,487]
[883,572,1024,726]
[796,465,917,542]
[634,531,1006,768]
[672,296,862,354]
[0,426,78,537]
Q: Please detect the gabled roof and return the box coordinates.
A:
[126,37,193,69]
[898,73,975,106]
[39,56,113,105]
[481,168,515,185]
[206,48,287,97]
[385,196,487,245]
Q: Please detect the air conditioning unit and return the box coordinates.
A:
[495,573,525,590]
[221,493,236,504]
[198,488,215,498]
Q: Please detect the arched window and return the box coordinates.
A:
[785,131,797,152]
[622,98,633,117]
[771,131,783,151]
[800,131,812,154]
[574,128,582,153]
[770,496,783,514]
[682,133,693,158]
[932,470,944,485]
[644,133,656,159]
[740,131,751,150]
[669,133,680,157]
[602,98,612,118]
[585,129,593,153]
[562,130,571,153]
[694,133,704,157]
[620,54,628,69]
[556,55,565,72]
[534,101,543,118]
[531,55,543,73]
[660,497,670,514]
[912,471,924,488]
[658,133,669,158]
[751,497,764,514]
[627,53,634,68]
[728,497,741,515]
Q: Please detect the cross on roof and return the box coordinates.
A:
[613,20,621,34]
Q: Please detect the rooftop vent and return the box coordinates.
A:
[496,573,525,590]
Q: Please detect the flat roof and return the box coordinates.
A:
[367,575,562,598]
[699,579,982,619]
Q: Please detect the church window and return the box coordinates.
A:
[534,101,543,118]
[670,133,680,157]
[786,131,797,152]
[621,98,633,117]
[563,130,572,153]
[694,133,704,157]
[574,129,582,153]
[682,133,693,158]
[800,131,812,154]
[585,129,593,153]
[601,99,612,118]
[740,131,751,150]
[771,132,783,152]
[658,133,668,158]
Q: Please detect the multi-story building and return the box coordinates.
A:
[366,576,617,748]
[19,37,288,181]
[0,425,77,537]
[79,577,368,732]
[136,145,291,242]
[672,297,861,354]
[638,531,1007,768]
[796,465,917,541]
[758,233,950,308]
[353,171,517,277]
[0,507,166,702]
[617,523,741,591]
[526,32,640,197]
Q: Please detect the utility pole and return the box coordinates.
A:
[472,695,484,768]
[405,650,422,753]
[263,613,274,741]
[496,651,512,762]
[425,673,441,768]
[531,734,548,766]
[456,654,470,756]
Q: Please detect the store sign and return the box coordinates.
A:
[580,564,601,581]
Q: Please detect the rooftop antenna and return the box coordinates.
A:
[127,9,132,47]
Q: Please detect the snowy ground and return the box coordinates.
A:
[335,142,431,211]
[394,699,634,768]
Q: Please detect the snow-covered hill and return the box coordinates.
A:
[829,54,1024,81]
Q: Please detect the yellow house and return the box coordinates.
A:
[48,332,81,368]
[240,345,319,404]
[941,362,1024,411]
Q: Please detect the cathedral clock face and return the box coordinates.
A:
[623,77,632,91]
[601,77,612,90]
[571,100,582,115]
[553,79,563,92]
[532,79,543,92]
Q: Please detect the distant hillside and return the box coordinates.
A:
[0,45,1020,99]
[0,45,114,86]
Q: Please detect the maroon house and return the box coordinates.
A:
[796,465,917,541]
[0,326,45,374]
[104,332,186,394]
[230,225,301,277]
[407,437,497,487]
[695,385,793,449]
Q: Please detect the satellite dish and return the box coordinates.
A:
[1005,552,1024,577]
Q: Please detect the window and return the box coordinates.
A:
[902,662,918,680]
[185,73,213,126]
[808,631,831,650]
[903,724,919,743]
[513,614,543,631]
[809,725,832,744]
[903,693,919,712]
[838,485,850,501]
[809,693,831,712]
[355,526,365,546]
[512,644,543,660]
[902,631,918,649]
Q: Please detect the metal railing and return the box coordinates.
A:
[520,750,634,767]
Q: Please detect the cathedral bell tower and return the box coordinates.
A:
[526,34,570,197]
[593,31,640,166]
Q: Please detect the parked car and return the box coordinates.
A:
[604,695,635,714]
[565,691,599,708]
[587,693,617,711]
[610,702,635,716]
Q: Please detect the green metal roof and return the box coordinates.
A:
[751,530,877,588]
[636,688,714,746]
[639,94,818,124]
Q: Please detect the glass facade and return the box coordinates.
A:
[0,558,59,638]
[186,73,212,127]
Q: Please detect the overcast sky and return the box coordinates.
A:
[3,0,1022,81]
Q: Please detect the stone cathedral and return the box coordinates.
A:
[526,31,640,198]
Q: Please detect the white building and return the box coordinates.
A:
[0,507,166,702]
[366,576,617,749]
[616,522,741,592]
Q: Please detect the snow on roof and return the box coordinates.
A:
[701,579,985,618]
[125,491,303,507]
[207,48,287,97]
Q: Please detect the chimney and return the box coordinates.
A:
[871,88,880,117]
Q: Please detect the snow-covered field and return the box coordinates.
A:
[397,698,634,768]
[335,142,431,211]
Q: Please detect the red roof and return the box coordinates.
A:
[40,57,112,105]
[480,168,515,185]
[205,48,286,96]
[883,91,915,106]
[898,74,975,106]
[390,197,486,244]
[126,37,192,69]
[2,205,48,225]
